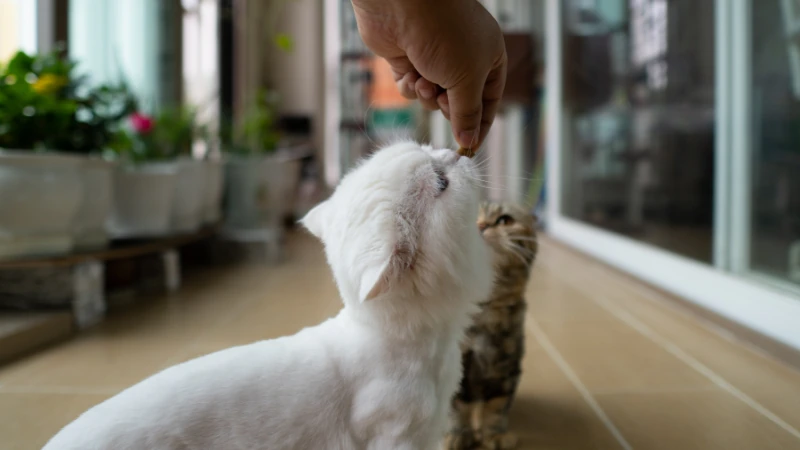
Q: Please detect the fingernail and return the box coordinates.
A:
[459,130,478,147]
[419,86,434,99]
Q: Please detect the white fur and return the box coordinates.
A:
[44,142,493,450]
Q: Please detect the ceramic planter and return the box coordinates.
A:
[73,158,115,250]
[107,163,177,238]
[223,150,304,230]
[0,150,83,259]
[202,159,224,224]
[224,155,267,229]
[170,158,206,233]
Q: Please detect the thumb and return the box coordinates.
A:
[446,79,485,149]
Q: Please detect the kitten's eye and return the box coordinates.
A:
[495,214,514,226]
[435,169,449,194]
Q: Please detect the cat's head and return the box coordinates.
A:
[477,202,538,268]
[302,141,492,324]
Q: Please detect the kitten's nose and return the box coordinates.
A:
[477,222,488,233]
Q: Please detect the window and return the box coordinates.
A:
[561,0,716,263]
[0,0,37,62]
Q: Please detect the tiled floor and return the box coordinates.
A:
[2,233,800,449]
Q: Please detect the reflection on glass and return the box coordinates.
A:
[750,0,800,287]
[562,0,715,263]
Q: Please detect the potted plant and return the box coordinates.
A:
[105,112,179,238]
[223,90,286,231]
[153,106,208,233]
[68,82,136,250]
[0,50,133,257]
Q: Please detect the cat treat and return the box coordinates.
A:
[457,146,477,158]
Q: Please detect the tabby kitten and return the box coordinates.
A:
[444,202,538,450]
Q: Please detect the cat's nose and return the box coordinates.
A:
[477,222,488,233]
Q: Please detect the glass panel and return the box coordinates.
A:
[749,0,800,287]
[561,0,716,263]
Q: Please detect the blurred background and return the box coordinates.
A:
[1,0,800,449]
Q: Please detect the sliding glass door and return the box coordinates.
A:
[559,0,716,263]
[742,0,800,291]
[546,0,800,350]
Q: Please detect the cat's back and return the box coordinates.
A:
[44,319,357,450]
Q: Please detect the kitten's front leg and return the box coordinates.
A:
[475,376,520,450]
[475,395,517,449]
[441,397,478,450]
[443,350,480,450]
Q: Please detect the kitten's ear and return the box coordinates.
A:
[301,200,328,238]
[358,258,391,303]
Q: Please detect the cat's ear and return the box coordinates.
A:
[358,258,391,303]
[300,200,328,238]
[358,244,413,302]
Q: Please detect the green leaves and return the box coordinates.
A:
[230,89,281,155]
[0,50,137,153]
[274,33,294,52]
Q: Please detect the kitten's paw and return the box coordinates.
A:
[442,430,478,450]
[480,432,518,450]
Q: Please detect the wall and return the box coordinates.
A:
[267,0,324,155]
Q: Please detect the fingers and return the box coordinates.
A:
[446,79,484,149]
[414,77,440,111]
[395,72,419,99]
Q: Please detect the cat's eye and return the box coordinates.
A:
[435,169,449,193]
[495,214,514,226]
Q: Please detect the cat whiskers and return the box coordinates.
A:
[504,242,536,267]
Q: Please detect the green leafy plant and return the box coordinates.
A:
[0,50,137,153]
[107,106,206,164]
[153,106,203,158]
[228,90,281,156]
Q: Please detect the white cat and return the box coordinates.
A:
[44,141,493,450]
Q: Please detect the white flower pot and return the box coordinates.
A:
[0,150,83,259]
[108,163,177,238]
[202,159,224,224]
[73,158,115,250]
[224,155,266,229]
[223,153,302,230]
[170,158,206,233]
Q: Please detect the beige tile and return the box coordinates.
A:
[535,319,714,392]
[610,287,800,430]
[596,391,800,450]
[510,340,626,449]
[0,333,183,389]
[540,238,800,431]
[0,311,73,364]
[527,266,617,323]
[0,392,110,450]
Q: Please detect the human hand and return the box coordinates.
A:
[351,0,507,150]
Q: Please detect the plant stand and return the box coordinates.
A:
[0,226,217,331]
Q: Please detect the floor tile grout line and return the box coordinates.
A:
[538,258,800,441]
[590,386,721,397]
[527,317,634,450]
[538,240,800,375]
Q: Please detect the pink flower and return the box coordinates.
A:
[130,112,154,134]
